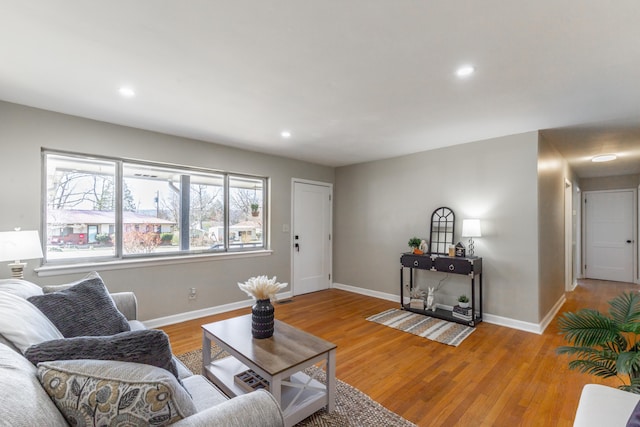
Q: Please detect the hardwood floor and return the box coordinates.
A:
[160,279,637,426]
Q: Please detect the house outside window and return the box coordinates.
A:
[43,151,267,264]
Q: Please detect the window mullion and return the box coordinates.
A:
[115,161,124,258]
[224,174,229,250]
[180,174,190,251]
[263,177,268,250]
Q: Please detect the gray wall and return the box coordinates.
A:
[580,174,640,191]
[0,101,334,320]
[537,135,567,320]
[334,131,542,323]
[1,98,576,326]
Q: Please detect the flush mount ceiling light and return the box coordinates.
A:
[118,87,136,98]
[280,130,291,138]
[455,65,475,78]
[591,154,617,162]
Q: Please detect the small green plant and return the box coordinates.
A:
[408,237,421,249]
[251,203,260,212]
[458,295,469,303]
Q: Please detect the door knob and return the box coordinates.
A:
[627,240,634,244]
[295,243,300,252]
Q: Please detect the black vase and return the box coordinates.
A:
[251,299,274,339]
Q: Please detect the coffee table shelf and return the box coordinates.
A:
[202,315,337,427]
[204,356,328,422]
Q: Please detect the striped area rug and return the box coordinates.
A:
[366,308,474,347]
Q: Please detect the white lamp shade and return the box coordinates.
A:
[462,219,482,238]
[0,230,44,262]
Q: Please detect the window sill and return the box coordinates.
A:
[35,250,273,277]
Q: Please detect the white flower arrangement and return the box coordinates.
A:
[238,275,288,301]
[409,287,424,299]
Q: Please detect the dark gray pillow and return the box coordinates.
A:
[25,329,179,380]
[628,400,640,427]
[27,277,130,338]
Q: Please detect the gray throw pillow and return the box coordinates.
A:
[25,329,179,380]
[27,276,130,338]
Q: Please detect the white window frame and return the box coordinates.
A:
[39,149,270,274]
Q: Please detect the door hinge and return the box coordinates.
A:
[329,234,331,241]
[328,273,331,281]
[329,194,332,201]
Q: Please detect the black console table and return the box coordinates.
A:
[400,253,483,326]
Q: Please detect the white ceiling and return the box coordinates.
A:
[1,1,640,176]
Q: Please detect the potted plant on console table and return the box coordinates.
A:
[457,295,470,308]
[408,237,423,255]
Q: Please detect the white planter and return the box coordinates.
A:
[458,302,469,308]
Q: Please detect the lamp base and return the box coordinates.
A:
[467,238,475,257]
[8,261,26,279]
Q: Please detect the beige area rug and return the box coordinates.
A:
[367,308,474,347]
[177,348,416,427]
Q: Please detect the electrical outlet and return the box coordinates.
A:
[188,287,197,300]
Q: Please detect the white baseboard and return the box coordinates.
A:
[570,279,578,292]
[332,282,400,303]
[539,293,567,333]
[143,291,293,329]
[144,283,564,335]
[332,282,560,335]
[482,313,542,334]
[483,293,565,335]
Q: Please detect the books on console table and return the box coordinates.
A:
[452,305,472,321]
[452,312,472,321]
[453,305,472,314]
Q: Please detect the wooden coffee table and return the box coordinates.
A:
[202,314,337,427]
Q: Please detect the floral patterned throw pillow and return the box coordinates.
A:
[37,359,197,426]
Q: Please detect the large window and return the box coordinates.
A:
[44,151,267,264]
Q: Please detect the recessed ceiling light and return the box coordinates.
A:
[118,87,136,98]
[281,130,291,138]
[591,154,617,162]
[456,65,475,78]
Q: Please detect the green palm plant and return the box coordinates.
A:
[557,292,640,393]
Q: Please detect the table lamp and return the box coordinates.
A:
[0,229,44,278]
[462,219,481,257]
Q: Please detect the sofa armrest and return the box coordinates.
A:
[170,390,284,427]
[110,292,138,321]
[574,384,640,426]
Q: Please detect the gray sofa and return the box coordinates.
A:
[0,276,284,427]
[573,384,640,426]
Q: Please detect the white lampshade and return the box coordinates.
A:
[0,230,44,262]
[462,219,482,238]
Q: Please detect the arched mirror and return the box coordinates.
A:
[430,207,455,255]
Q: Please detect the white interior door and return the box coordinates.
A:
[292,180,332,295]
[584,190,635,282]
